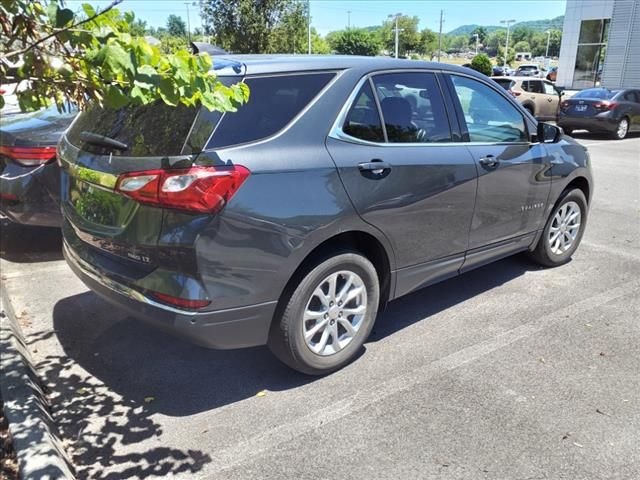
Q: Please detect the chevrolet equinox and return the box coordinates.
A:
[59,56,593,374]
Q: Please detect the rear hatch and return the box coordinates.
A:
[59,98,228,280]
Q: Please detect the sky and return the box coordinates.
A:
[65,0,567,36]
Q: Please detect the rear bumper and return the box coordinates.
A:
[63,241,276,349]
[558,114,618,132]
[0,161,61,227]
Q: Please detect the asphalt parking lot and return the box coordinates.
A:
[1,133,639,480]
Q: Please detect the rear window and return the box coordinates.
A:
[518,65,538,71]
[494,79,515,90]
[573,88,618,100]
[206,72,335,149]
[66,102,199,156]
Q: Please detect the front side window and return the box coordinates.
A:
[371,72,451,143]
[527,81,544,94]
[342,81,384,142]
[207,72,335,149]
[450,75,528,144]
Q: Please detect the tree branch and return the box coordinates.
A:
[1,0,123,60]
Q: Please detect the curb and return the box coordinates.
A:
[0,285,75,480]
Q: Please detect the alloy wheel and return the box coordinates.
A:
[617,118,629,139]
[302,270,367,356]
[548,201,581,255]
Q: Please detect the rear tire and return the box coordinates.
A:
[524,105,535,117]
[612,117,629,140]
[529,188,588,267]
[268,252,380,375]
[561,127,573,136]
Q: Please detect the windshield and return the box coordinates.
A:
[573,88,618,99]
[518,65,538,71]
[494,79,515,90]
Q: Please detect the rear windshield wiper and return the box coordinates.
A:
[80,131,128,151]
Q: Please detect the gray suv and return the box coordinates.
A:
[59,56,593,375]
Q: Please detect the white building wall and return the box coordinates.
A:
[556,0,614,88]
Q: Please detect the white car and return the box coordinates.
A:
[515,64,544,78]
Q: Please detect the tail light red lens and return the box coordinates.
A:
[115,165,250,214]
[593,101,617,111]
[0,145,57,166]
[509,89,521,97]
[151,292,211,310]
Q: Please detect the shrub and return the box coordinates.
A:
[470,53,492,76]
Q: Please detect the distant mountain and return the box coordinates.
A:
[447,16,564,36]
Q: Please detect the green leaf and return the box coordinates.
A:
[104,85,129,109]
[104,44,134,76]
[82,3,96,18]
[158,78,179,105]
[130,85,149,104]
[56,8,74,28]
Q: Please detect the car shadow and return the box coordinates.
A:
[0,219,63,263]
[43,253,540,478]
[570,131,640,141]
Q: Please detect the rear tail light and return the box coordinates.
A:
[115,165,250,214]
[0,145,57,166]
[151,292,211,310]
[561,100,570,110]
[593,101,617,111]
[509,89,521,97]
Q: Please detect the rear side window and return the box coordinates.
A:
[207,72,335,149]
[343,81,384,142]
[372,72,451,143]
[66,102,199,156]
[494,79,515,91]
[573,88,617,99]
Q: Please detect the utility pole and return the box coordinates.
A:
[184,2,192,43]
[500,19,515,68]
[307,0,311,54]
[388,13,404,59]
[347,10,351,29]
[545,29,551,57]
[437,10,443,62]
[473,33,479,55]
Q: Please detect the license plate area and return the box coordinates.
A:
[575,105,587,112]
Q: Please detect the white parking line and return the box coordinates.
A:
[208,280,640,474]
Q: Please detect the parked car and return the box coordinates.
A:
[491,66,506,77]
[558,87,640,139]
[493,76,563,121]
[0,104,77,226]
[58,56,593,375]
[515,63,543,78]
[546,66,558,82]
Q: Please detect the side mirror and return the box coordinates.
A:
[537,122,561,143]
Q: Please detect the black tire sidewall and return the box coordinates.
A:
[274,252,380,375]
[539,189,588,266]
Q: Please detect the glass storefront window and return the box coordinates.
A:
[572,19,610,89]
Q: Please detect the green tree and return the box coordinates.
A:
[202,0,306,54]
[485,30,506,56]
[129,18,148,36]
[417,28,438,59]
[0,1,249,112]
[380,15,420,57]
[470,53,492,76]
[498,44,516,66]
[311,28,331,54]
[447,34,469,53]
[513,40,531,53]
[159,35,188,54]
[166,14,187,38]
[329,28,381,56]
[469,26,487,45]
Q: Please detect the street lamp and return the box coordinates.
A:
[545,29,551,58]
[388,13,404,59]
[500,19,516,68]
[473,33,479,55]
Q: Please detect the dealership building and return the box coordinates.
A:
[556,0,640,90]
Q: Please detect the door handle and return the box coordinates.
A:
[358,160,391,175]
[479,155,499,168]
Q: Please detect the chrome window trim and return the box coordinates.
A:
[203,69,344,152]
[328,68,534,148]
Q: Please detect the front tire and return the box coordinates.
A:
[269,252,380,375]
[612,117,629,140]
[530,189,588,267]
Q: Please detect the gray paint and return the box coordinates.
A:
[58,55,593,349]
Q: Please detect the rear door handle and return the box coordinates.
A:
[479,156,499,168]
[358,160,391,174]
